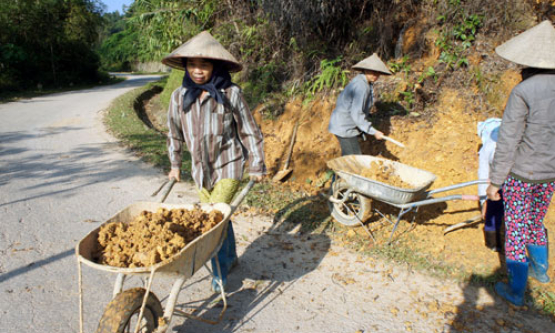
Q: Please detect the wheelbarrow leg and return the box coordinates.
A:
[409,207,420,228]
[154,275,188,333]
[170,258,229,326]
[112,273,126,298]
[388,207,415,243]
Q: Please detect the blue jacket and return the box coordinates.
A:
[328,74,377,138]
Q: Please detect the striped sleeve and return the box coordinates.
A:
[231,88,267,175]
[167,88,184,169]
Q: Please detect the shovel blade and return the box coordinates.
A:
[272,169,292,182]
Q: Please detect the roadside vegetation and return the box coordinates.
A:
[0,0,110,95]
[103,78,171,170]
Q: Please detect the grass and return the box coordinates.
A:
[337,224,466,280]
[103,77,191,174]
[241,181,333,233]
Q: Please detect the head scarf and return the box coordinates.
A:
[521,67,555,81]
[181,59,233,111]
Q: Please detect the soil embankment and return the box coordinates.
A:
[254,79,555,291]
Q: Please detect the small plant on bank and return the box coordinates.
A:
[388,55,411,77]
[418,66,438,84]
[531,288,555,315]
[435,0,483,70]
[303,56,349,100]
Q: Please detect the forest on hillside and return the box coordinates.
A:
[0,0,108,92]
[2,0,555,105]
[96,0,555,110]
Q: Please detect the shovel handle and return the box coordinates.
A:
[229,180,255,214]
[283,122,299,170]
[383,135,406,148]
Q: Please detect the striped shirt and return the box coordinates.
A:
[167,84,266,190]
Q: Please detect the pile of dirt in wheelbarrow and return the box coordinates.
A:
[94,207,223,268]
[360,160,413,189]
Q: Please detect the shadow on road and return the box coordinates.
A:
[449,250,555,332]
[172,197,332,332]
[0,126,186,207]
[0,249,73,283]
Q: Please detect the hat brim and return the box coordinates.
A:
[352,66,393,75]
[495,20,555,69]
[162,56,243,73]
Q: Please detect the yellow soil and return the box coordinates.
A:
[360,160,413,189]
[95,207,223,268]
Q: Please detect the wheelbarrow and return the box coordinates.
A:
[327,155,487,242]
[76,180,254,333]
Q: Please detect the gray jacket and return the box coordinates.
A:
[490,73,555,186]
[328,74,377,138]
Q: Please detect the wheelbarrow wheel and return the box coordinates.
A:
[329,179,373,227]
[96,287,163,333]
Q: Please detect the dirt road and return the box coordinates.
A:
[1,77,553,333]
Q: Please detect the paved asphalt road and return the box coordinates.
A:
[0,76,199,332]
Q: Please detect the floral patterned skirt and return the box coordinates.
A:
[502,176,555,262]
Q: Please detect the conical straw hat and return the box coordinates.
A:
[162,31,242,72]
[352,53,392,75]
[495,20,555,69]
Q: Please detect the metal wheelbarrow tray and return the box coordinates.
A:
[77,201,231,279]
[327,155,487,242]
[76,181,254,333]
[327,155,437,204]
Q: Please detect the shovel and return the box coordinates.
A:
[382,135,406,148]
[443,214,482,235]
[272,122,299,182]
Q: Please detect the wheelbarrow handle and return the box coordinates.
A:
[229,180,255,214]
[427,179,489,195]
[151,180,169,197]
[159,178,177,203]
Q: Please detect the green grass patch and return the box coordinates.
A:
[241,181,333,234]
[160,69,184,112]
[531,288,555,316]
[340,228,464,280]
[104,77,191,174]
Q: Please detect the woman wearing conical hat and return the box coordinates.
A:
[485,20,555,307]
[163,31,266,292]
[328,53,392,156]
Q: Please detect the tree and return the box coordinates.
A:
[0,0,104,91]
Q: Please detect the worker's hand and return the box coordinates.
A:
[486,184,501,201]
[168,168,181,182]
[250,174,263,182]
[481,200,488,220]
[374,131,384,140]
